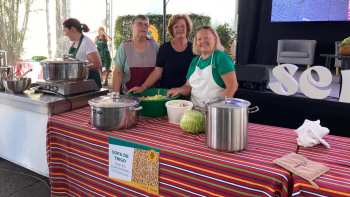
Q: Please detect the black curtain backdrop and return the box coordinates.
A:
[237,0,350,67]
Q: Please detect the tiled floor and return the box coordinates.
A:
[0,157,50,197]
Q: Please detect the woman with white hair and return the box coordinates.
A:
[112,15,159,94]
[167,25,238,107]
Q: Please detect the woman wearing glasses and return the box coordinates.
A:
[113,15,160,94]
[167,26,238,107]
[127,14,196,94]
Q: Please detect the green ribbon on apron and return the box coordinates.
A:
[68,34,102,88]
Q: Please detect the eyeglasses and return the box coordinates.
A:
[135,22,150,28]
[197,37,211,42]
[173,24,186,29]
[196,25,211,32]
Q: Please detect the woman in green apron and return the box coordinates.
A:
[63,18,102,88]
[167,26,238,107]
[94,27,112,86]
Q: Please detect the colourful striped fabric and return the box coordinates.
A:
[291,135,350,197]
[46,106,348,197]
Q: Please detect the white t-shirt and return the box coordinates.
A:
[71,36,97,61]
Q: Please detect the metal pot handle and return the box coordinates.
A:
[83,63,93,80]
[248,106,259,113]
[195,105,206,115]
[131,106,143,111]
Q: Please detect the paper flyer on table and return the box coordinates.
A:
[108,137,160,195]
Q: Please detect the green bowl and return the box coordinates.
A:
[128,88,180,117]
[32,59,44,62]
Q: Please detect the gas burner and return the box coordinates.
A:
[34,80,100,96]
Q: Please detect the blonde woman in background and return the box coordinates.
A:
[167,25,238,107]
[94,27,112,86]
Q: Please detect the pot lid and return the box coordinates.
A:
[204,96,251,108]
[88,92,141,108]
[40,58,83,64]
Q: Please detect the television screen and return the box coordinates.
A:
[271,0,350,22]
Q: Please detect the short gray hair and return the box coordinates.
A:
[132,15,149,24]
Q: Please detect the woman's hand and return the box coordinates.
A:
[127,85,146,94]
[167,88,181,98]
[167,80,192,98]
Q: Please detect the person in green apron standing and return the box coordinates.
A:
[94,27,112,86]
[63,18,102,88]
[167,26,238,107]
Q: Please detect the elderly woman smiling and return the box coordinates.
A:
[167,25,238,107]
[128,14,196,93]
[113,15,159,94]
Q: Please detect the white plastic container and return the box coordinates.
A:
[165,100,193,125]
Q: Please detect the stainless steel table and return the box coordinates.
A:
[0,87,109,176]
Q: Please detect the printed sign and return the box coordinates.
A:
[109,138,160,195]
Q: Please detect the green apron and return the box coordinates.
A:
[96,35,111,68]
[68,34,102,88]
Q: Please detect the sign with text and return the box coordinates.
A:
[108,138,160,195]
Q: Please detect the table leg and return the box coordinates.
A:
[326,57,331,69]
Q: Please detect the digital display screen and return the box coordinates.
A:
[271,0,350,22]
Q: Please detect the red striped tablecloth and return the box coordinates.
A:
[46,106,348,197]
[291,136,350,197]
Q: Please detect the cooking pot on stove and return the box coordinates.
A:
[88,92,143,131]
[196,96,259,152]
[40,55,92,82]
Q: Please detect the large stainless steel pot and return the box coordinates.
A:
[197,97,259,152]
[40,58,92,82]
[88,92,143,131]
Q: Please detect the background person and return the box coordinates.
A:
[94,27,112,86]
[127,14,196,94]
[113,15,159,94]
[63,18,102,88]
[167,26,238,107]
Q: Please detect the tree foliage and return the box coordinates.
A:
[54,0,71,58]
[0,0,33,65]
[113,13,211,53]
[216,23,237,53]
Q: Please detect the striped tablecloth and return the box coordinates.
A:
[46,106,348,197]
[291,136,350,197]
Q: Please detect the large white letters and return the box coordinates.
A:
[299,66,332,99]
[269,64,299,95]
[339,70,350,103]
[270,64,350,103]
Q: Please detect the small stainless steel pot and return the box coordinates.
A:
[88,92,143,131]
[0,66,14,91]
[40,58,92,82]
[197,96,259,152]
